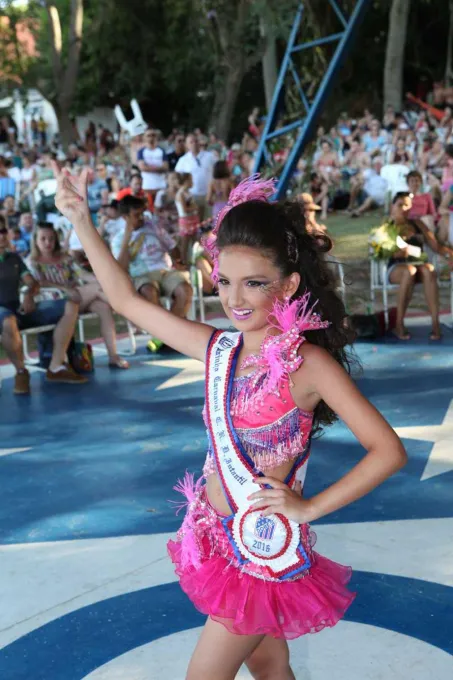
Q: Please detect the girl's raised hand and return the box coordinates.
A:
[51,161,90,225]
[248,477,316,524]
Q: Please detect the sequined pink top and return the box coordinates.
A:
[202,372,314,477]
[202,296,329,478]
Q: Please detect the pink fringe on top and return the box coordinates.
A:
[171,471,204,569]
[202,173,277,283]
[240,293,330,401]
[268,291,330,335]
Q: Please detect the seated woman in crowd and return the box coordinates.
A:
[406,170,437,228]
[308,171,329,221]
[437,182,453,244]
[154,171,179,236]
[389,137,413,166]
[206,160,234,225]
[342,138,370,176]
[419,137,444,176]
[441,143,453,191]
[175,173,200,265]
[388,192,453,341]
[314,139,341,187]
[27,222,129,369]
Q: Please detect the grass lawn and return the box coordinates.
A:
[0,213,382,362]
[326,211,382,262]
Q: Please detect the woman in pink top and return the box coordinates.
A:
[406,170,437,225]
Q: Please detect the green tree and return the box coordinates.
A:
[202,0,298,140]
[0,2,37,93]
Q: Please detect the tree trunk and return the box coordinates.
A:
[383,0,410,111]
[445,0,453,86]
[260,17,278,111]
[55,105,76,148]
[46,0,83,151]
[210,66,245,142]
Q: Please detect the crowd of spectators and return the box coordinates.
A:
[3,87,453,393]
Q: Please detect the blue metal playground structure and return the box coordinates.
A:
[253,0,372,198]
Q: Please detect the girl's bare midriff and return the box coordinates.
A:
[206,458,296,516]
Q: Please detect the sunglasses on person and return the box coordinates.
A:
[0,228,8,234]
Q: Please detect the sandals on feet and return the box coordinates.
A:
[108,357,130,369]
[392,328,411,341]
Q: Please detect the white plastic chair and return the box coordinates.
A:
[33,178,57,206]
[114,99,147,138]
[370,258,399,326]
[370,255,453,327]
[380,164,410,212]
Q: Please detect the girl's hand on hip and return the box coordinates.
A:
[248,476,315,524]
[51,161,90,224]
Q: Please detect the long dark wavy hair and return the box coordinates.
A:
[216,199,356,435]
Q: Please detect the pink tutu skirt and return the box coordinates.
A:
[167,479,355,639]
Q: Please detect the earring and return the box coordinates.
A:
[284,295,290,301]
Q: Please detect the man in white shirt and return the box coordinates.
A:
[137,129,169,205]
[351,158,388,216]
[111,195,192,319]
[175,134,215,220]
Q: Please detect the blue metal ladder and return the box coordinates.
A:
[252,0,371,199]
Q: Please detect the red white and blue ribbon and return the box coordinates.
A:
[205,330,312,580]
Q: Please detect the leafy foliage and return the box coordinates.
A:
[0,0,452,137]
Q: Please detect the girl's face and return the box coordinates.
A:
[408,175,422,194]
[36,227,56,256]
[396,139,405,150]
[217,246,299,332]
[321,142,330,153]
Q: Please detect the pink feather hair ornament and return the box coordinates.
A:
[240,292,330,401]
[202,173,278,283]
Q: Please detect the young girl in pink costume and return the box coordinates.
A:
[52,164,407,680]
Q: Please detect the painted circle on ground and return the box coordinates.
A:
[84,621,453,679]
[1,572,452,679]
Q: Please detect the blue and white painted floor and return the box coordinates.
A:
[0,324,453,679]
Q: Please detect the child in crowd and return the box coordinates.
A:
[175,172,200,265]
[27,222,129,369]
[54,165,407,680]
[8,226,29,257]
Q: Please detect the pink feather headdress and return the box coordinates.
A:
[203,173,277,283]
